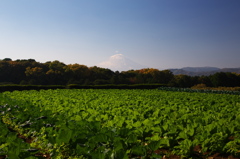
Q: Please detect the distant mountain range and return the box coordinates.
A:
[98,54,240,75]
[169,67,240,76]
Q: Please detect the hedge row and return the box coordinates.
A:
[0,85,65,92]
[158,87,240,95]
[0,84,167,92]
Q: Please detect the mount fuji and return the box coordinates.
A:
[98,54,146,71]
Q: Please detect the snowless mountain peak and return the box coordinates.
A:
[98,54,146,71]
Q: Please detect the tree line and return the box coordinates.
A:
[0,58,240,88]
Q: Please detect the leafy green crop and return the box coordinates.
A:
[0,89,240,158]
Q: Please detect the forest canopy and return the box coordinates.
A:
[0,58,240,87]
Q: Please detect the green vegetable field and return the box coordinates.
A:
[0,89,240,158]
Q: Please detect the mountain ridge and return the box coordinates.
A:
[169,67,240,76]
[98,54,240,75]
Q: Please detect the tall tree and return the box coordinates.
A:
[45,61,67,85]
[64,64,90,84]
[25,67,46,84]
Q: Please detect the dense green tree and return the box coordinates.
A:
[89,66,115,84]
[25,67,46,84]
[64,64,90,84]
[2,58,12,61]
[0,61,11,84]
[45,61,67,85]
[169,74,193,87]
[198,75,212,86]
[210,72,240,87]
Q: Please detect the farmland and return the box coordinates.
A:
[0,89,240,158]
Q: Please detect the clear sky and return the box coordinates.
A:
[1,0,240,69]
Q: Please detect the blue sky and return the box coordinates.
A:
[1,0,240,69]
